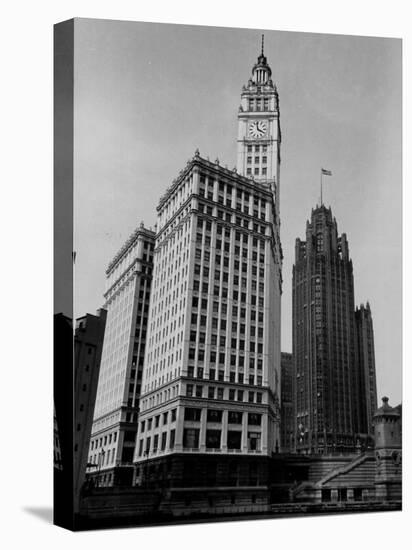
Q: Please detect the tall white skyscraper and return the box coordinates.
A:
[133,42,282,484]
[88,223,155,486]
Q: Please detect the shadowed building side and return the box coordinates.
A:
[280,352,294,452]
[355,302,378,438]
[74,309,107,510]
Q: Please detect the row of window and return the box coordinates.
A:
[190,328,264,344]
[187,361,263,380]
[186,384,263,403]
[138,429,175,455]
[247,145,267,153]
[199,176,269,204]
[181,428,261,451]
[197,217,267,236]
[247,167,268,177]
[189,318,264,338]
[187,368,263,384]
[247,156,267,165]
[140,408,177,433]
[247,98,270,112]
[189,344,264,362]
[197,197,267,219]
[89,447,116,467]
[90,431,118,450]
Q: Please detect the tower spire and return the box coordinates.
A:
[261,34,264,56]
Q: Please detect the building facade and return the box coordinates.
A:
[292,205,363,454]
[74,309,107,504]
[133,46,282,480]
[280,352,294,453]
[88,224,155,486]
[355,302,378,437]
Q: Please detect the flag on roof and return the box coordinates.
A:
[321,168,332,176]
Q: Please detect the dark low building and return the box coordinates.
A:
[74,309,107,509]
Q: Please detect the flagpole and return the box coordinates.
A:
[320,169,323,206]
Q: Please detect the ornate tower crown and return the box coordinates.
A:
[251,35,272,85]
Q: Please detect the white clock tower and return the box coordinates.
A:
[237,36,281,209]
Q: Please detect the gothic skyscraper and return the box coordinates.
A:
[293,205,363,454]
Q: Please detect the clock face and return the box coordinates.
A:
[249,120,267,138]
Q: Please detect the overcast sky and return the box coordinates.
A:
[73,18,402,404]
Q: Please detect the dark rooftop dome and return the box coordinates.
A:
[373,396,401,419]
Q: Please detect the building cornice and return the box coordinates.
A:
[157,152,273,213]
[106,225,155,275]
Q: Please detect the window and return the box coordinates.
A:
[248,413,262,426]
[161,432,167,450]
[169,430,175,449]
[207,409,222,422]
[196,385,203,397]
[227,431,241,450]
[248,432,261,451]
[206,429,221,449]
[183,428,199,448]
[186,384,193,397]
[228,411,243,424]
[208,386,215,399]
[184,407,201,421]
